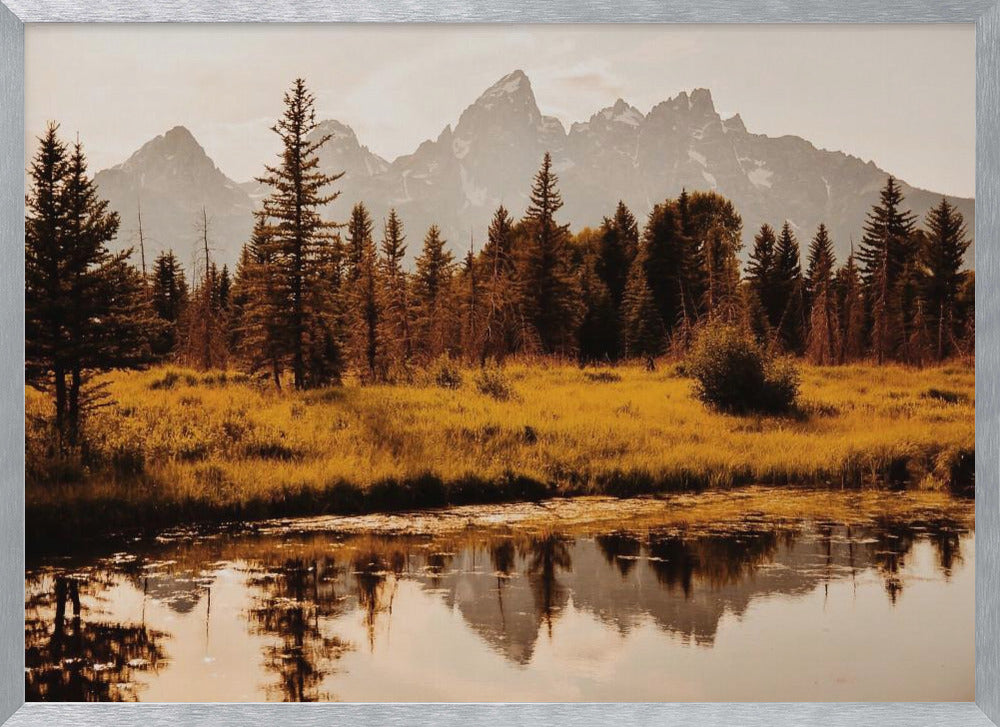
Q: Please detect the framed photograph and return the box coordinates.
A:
[2,2,998,726]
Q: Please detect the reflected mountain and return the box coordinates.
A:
[25,516,973,701]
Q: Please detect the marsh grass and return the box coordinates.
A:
[25,360,974,541]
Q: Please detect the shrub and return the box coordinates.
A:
[475,365,514,401]
[428,355,463,390]
[686,322,799,413]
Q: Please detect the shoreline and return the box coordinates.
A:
[26,361,975,551]
[27,483,974,557]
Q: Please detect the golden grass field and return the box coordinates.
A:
[25,360,974,539]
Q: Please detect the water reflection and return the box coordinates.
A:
[246,558,351,701]
[24,516,973,702]
[25,574,167,701]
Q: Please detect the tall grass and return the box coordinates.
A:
[25,360,974,540]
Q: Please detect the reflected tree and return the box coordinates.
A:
[25,574,167,702]
[523,534,572,638]
[246,558,350,702]
[595,533,642,578]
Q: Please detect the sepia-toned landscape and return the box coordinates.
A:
[24,25,974,702]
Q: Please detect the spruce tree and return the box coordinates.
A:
[745,223,780,337]
[773,221,805,353]
[858,176,917,363]
[919,198,971,360]
[150,249,188,358]
[683,190,743,323]
[26,126,156,443]
[457,244,483,361]
[356,229,383,381]
[480,205,520,364]
[805,224,836,303]
[804,224,839,364]
[413,225,456,361]
[218,265,232,311]
[345,202,374,284]
[621,250,666,360]
[641,201,688,337]
[516,152,581,356]
[234,213,287,388]
[256,78,345,388]
[379,209,414,369]
[26,125,70,434]
[341,202,383,379]
[835,245,866,363]
[64,138,159,439]
[577,246,619,364]
[596,201,639,312]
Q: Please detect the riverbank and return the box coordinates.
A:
[26,360,974,545]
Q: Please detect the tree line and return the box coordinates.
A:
[26,79,974,439]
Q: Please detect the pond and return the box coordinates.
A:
[25,494,974,702]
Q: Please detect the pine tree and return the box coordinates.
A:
[621,250,666,360]
[835,245,866,363]
[640,202,688,339]
[577,246,619,364]
[596,201,639,312]
[457,243,483,360]
[745,223,780,338]
[234,213,287,388]
[25,125,70,434]
[480,205,520,364]
[345,202,374,284]
[516,152,581,356]
[26,126,156,443]
[218,265,232,311]
[804,224,839,364]
[256,78,345,388]
[413,225,456,361]
[773,221,805,353]
[805,224,835,303]
[919,198,971,361]
[683,190,743,324]
[341,202,383,379]
[700,222,742,323]
[356,230,383,381]
[379,209,414,370]
[858,176,917,363]
[150,249,188,358]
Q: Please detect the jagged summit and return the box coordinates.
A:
[116,124,210,172]
[724,114,747,134]
[483,69,530,95]
[163,124,197,142]
[94,70,974,269]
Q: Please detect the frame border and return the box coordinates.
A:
[2,4,997,726]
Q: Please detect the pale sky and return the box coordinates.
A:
[26,24,975,197]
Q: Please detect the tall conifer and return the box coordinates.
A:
[256,78,345,388]
[517,152,581,356]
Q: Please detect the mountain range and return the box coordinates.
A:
[93,69,975,271]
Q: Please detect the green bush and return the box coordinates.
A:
[686,322,799,413]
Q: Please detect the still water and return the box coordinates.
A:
[25,511,973,702]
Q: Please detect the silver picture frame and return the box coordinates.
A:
[1,2,997,725]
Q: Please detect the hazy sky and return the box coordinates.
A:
[26,24,975,197]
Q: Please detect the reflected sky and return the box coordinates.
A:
[25,518,974,702]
